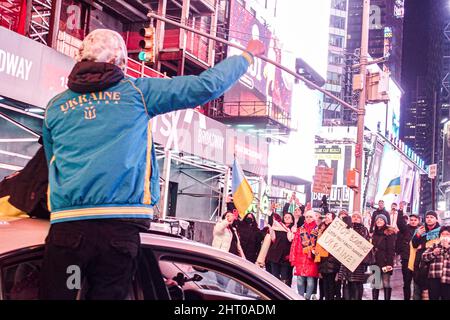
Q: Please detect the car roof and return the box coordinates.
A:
[0,218,49,254]
[0,218,301,300]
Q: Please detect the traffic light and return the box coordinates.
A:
[138,26,155,63]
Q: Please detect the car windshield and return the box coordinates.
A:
[159,260,264,300]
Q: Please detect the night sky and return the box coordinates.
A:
[400,0,434,141]
[401,0,431,89]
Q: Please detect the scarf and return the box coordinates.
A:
[314,222,331,263]
[68,61,124,93]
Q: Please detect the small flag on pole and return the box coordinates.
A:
[232,158,254,218]
[384,177,401,196]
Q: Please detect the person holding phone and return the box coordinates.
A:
[371,215,397,300]
[421,226,450,300]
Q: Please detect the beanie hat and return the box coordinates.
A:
[351,212,363,221]
[426,211,438,219]
[375,214,388,225]
[77,29,128,71]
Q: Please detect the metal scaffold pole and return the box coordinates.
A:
[353,0,371,213]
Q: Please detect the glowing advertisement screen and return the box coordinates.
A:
[225,0,293,114]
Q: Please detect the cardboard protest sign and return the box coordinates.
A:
[317,218,373,272]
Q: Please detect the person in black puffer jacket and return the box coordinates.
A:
[371,214,397,300]
[236,213,265,263]
[396,208,420,300]
[338,212,370,300]
[315,212,341,300]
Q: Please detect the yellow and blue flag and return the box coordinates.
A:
[384,177,401,195]
[232,159,254,218]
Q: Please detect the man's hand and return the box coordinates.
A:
[245,40,265,57]
[417,225,426,236]
[433,247,441,256]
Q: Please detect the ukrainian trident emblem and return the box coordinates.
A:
[84,106,96,120]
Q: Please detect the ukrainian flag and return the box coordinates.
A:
[232,159,254,218]
[384,177,401,195]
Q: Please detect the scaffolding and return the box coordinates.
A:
[29,0,52,44]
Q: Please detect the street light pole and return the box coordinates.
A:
[353,0,371,213]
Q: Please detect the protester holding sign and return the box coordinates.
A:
[337,212,370,300]
[371,215,397,300]
[289,210,319,300]
[315,212,341,300]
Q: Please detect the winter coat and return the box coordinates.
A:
[289,222,319,277]
[338,222,370,283]
[372,226,397,274]
[369,208,390,233]
[422,243,450,284]
[43,55,251,224]
[212,219,245,258]
[396,213,418,261]
[410,223,441,287]
[237,215,265,263]
[315,222,340,274]
[266,227,292,265]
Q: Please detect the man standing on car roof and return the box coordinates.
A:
[39,28,264,300]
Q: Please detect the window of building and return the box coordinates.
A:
[331,0,347,11]
[330,15,346,29]
[327,71,343,86]
[328,52,343,65]
[329,34,344,47]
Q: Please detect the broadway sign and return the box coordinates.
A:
[0,27,75,108]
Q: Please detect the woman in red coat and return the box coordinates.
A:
[289,210,319,300]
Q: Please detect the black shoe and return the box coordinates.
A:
[372,289,379,300]
[403,287,411,300]
[384,288,392,300]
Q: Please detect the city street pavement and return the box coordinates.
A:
[290,265,404,300]
[362,265,403,300]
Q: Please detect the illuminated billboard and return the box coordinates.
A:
[225,0,293,114]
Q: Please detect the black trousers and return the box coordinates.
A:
[322,273,337,300]
[342,281,364,300]
[428,278,450,300]
[269,262,291,282]
[39,219,142,300]
[401,259,413,300]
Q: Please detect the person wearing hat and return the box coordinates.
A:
[396,203,421,300]
[289,210,319,300]
[369,200,390,234]
[371,214,397,300]
[411,210,441,299]
[422,226,450,300]
[39,27,265,299]
[315,212,340,300]
[338,211,370,300]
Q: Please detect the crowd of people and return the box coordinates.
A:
[212,197,450,300]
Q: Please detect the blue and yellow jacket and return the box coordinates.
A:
[43,54,252,224]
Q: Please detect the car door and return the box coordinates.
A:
[141,244,291,300]
[0,246,44,300]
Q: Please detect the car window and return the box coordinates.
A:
[2,259,41,300]
[159,260,264,300]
